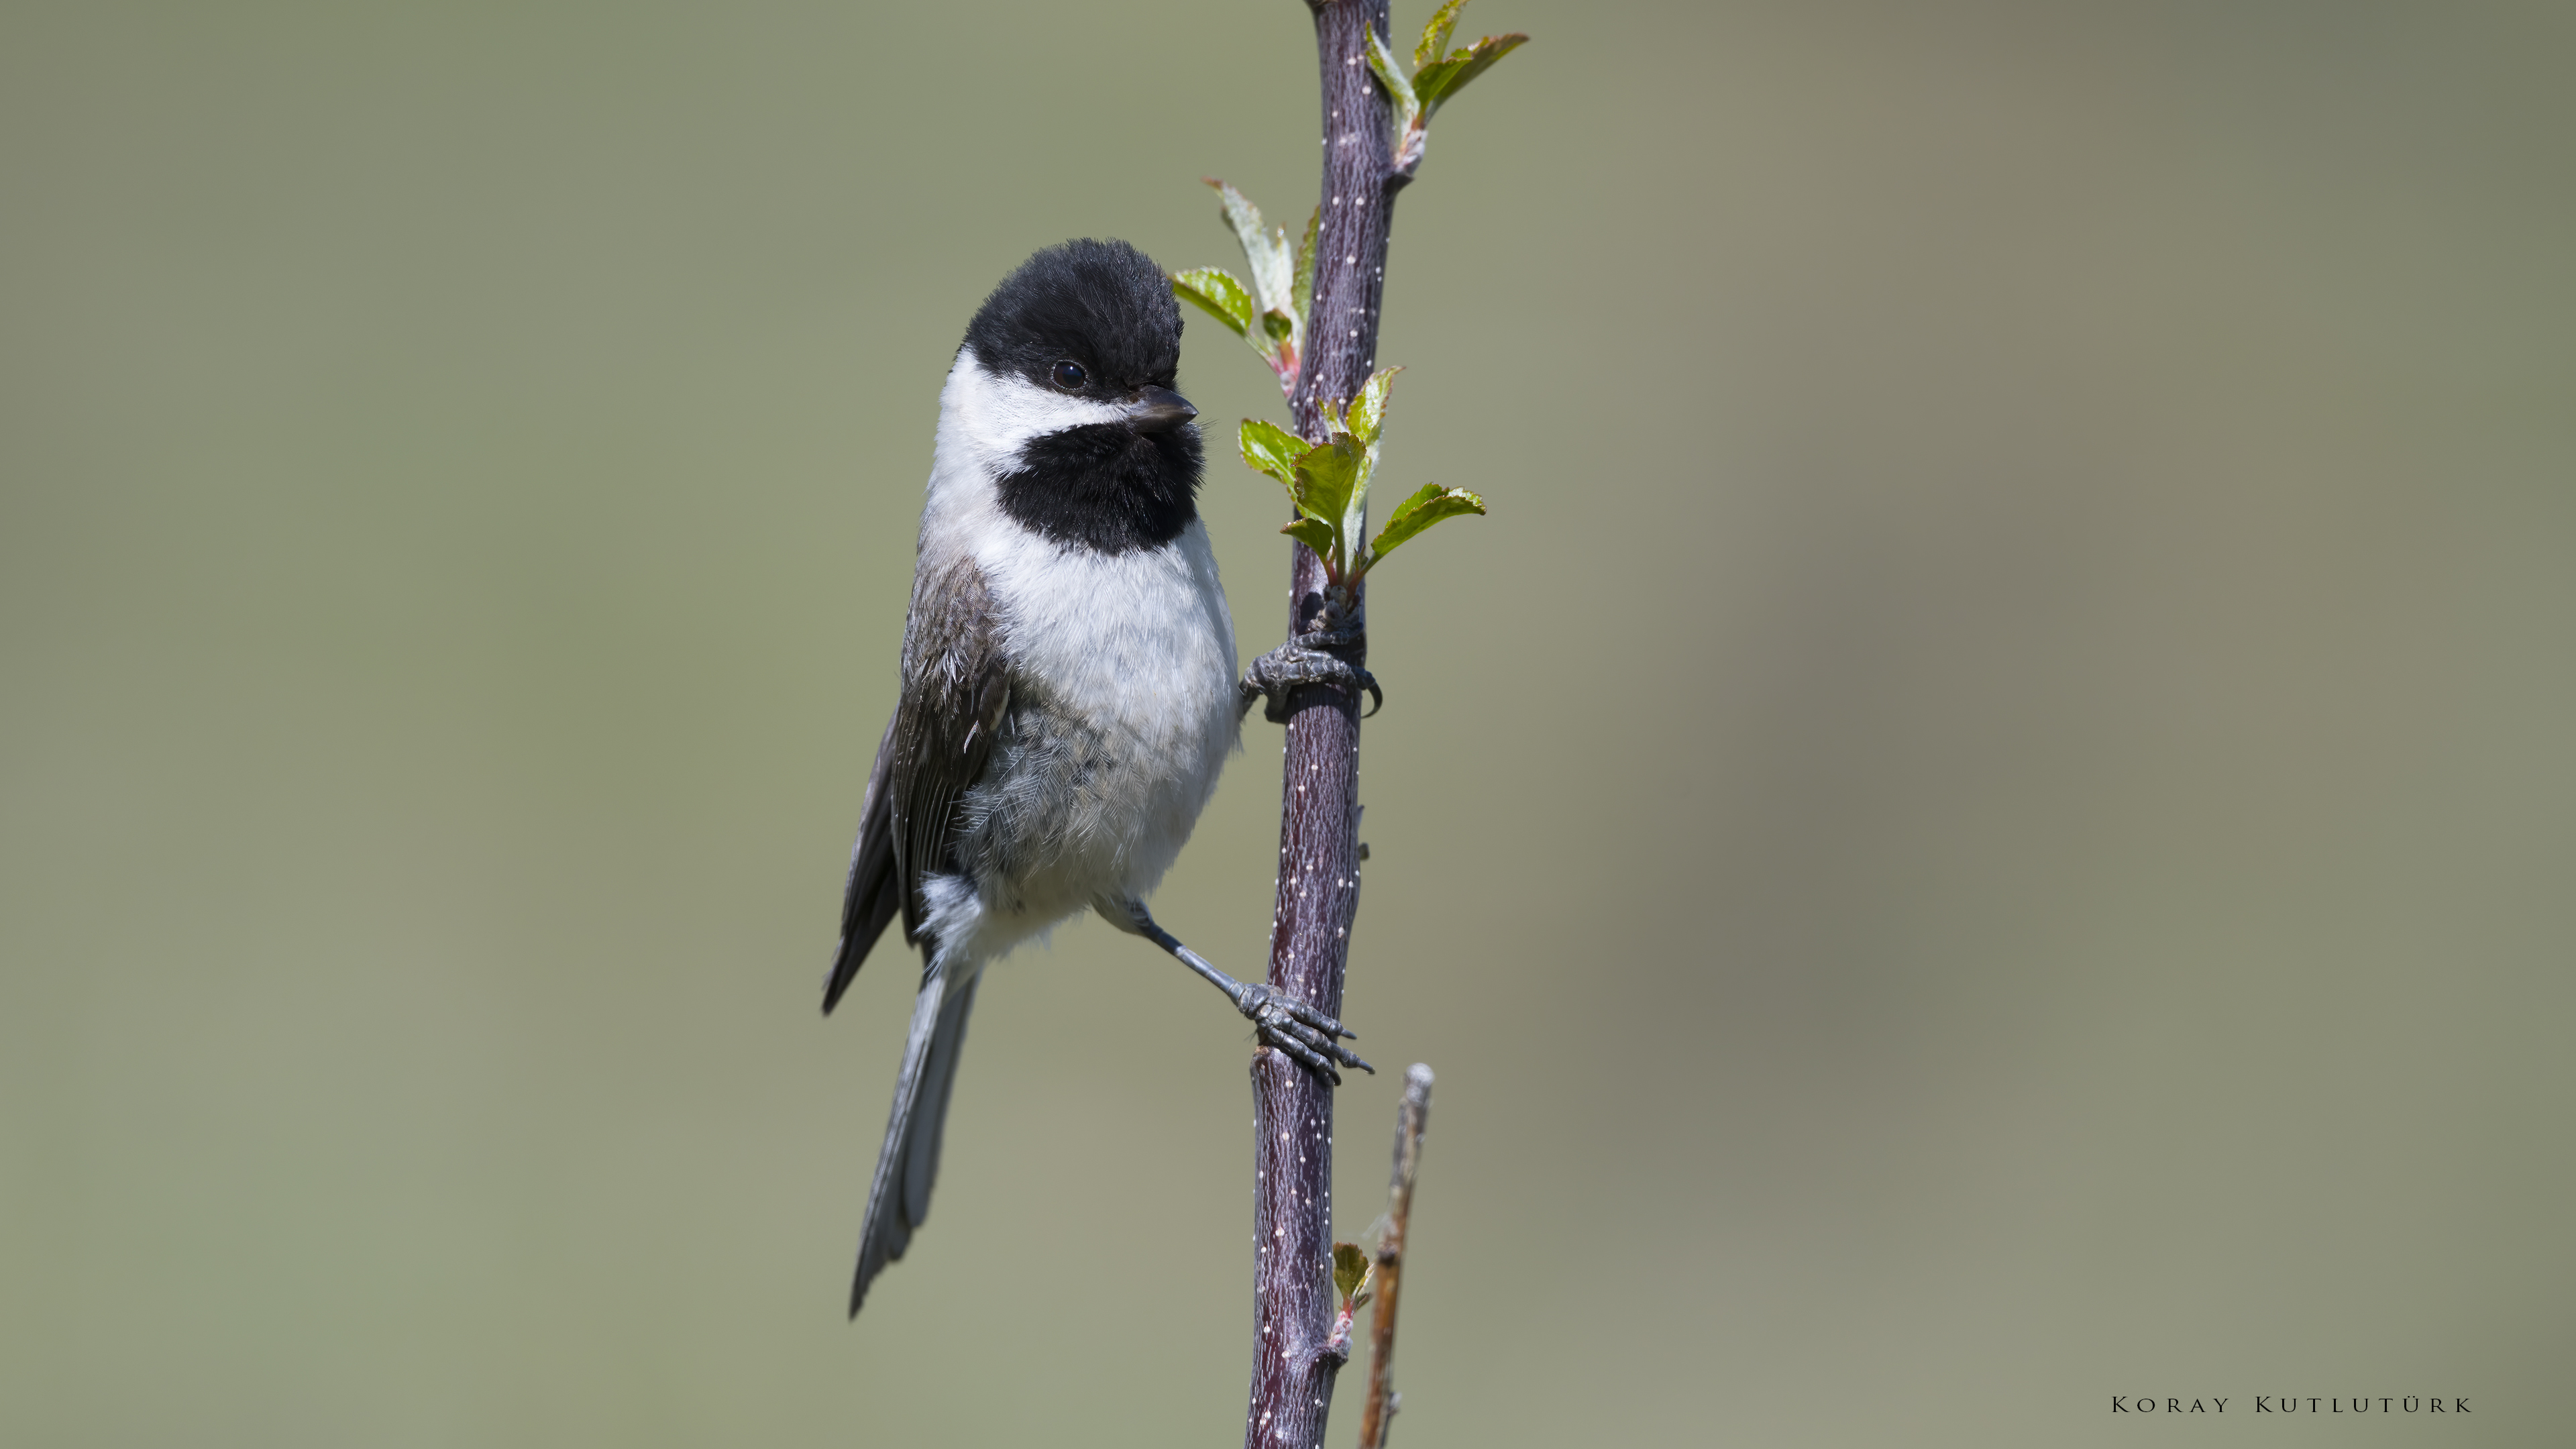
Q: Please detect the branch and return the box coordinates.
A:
[1242,3,1395,1447]
[1356,1065,1434,1449]
[1235,4,1519,1446]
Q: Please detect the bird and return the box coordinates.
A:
[822,238,1372,1318]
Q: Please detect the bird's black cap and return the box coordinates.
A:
[962,238,1184,394]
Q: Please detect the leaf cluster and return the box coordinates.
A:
[1169,180,1317,398]
[1238,368,1483,587]
[1366,0,1528,174]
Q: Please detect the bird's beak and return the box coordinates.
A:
[1128,385,1197,434]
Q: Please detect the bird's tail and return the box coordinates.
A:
[849,961,981,1316]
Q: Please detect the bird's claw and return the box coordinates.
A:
[1238,983,1373,1085]
[1240,634,1381,724]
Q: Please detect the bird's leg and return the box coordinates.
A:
[1240,586,1381,724]
[1095,897,1372,1084]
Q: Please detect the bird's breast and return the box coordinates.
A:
[964,519,1238,898]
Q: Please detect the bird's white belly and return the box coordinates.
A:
[941,519,1238,959]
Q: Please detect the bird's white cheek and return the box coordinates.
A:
[942,347,1131,478]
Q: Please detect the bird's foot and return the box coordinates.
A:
[1236,983,1373,1085]
[1240,629,1380,724]
[1106,896,1373,1087]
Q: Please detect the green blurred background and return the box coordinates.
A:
[4,1,2569,1444]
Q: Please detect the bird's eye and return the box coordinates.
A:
[1051,360,1087,390]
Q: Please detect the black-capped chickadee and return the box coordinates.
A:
[822,239,1371,1317]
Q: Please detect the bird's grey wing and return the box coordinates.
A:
[820,711,900,1014]
[845,554,1008,1316]
[888,553,1010,949]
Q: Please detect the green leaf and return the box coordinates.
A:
[1207,178,1295,320]
[1368,483,1487,564]
[1282,517,1338,566]
[1238,419,1307,489]
[1263,309,1295,346]
[1310,370,1398,554]
[1289,436,1368,580]
[1345,366,1402,447]
[1171,268,1252,337]
[1416,32,1527,113]
[1415,0,1467,71]
[1364,25,1420,137]
[1291,205,1320,331]
[1411,56,1460,108]
[1332,1242,1373,1306]
[1291,437,1363,535]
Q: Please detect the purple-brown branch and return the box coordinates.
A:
[1243,3,1403,1448]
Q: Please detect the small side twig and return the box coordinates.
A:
[1357,1064,1433,1449]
